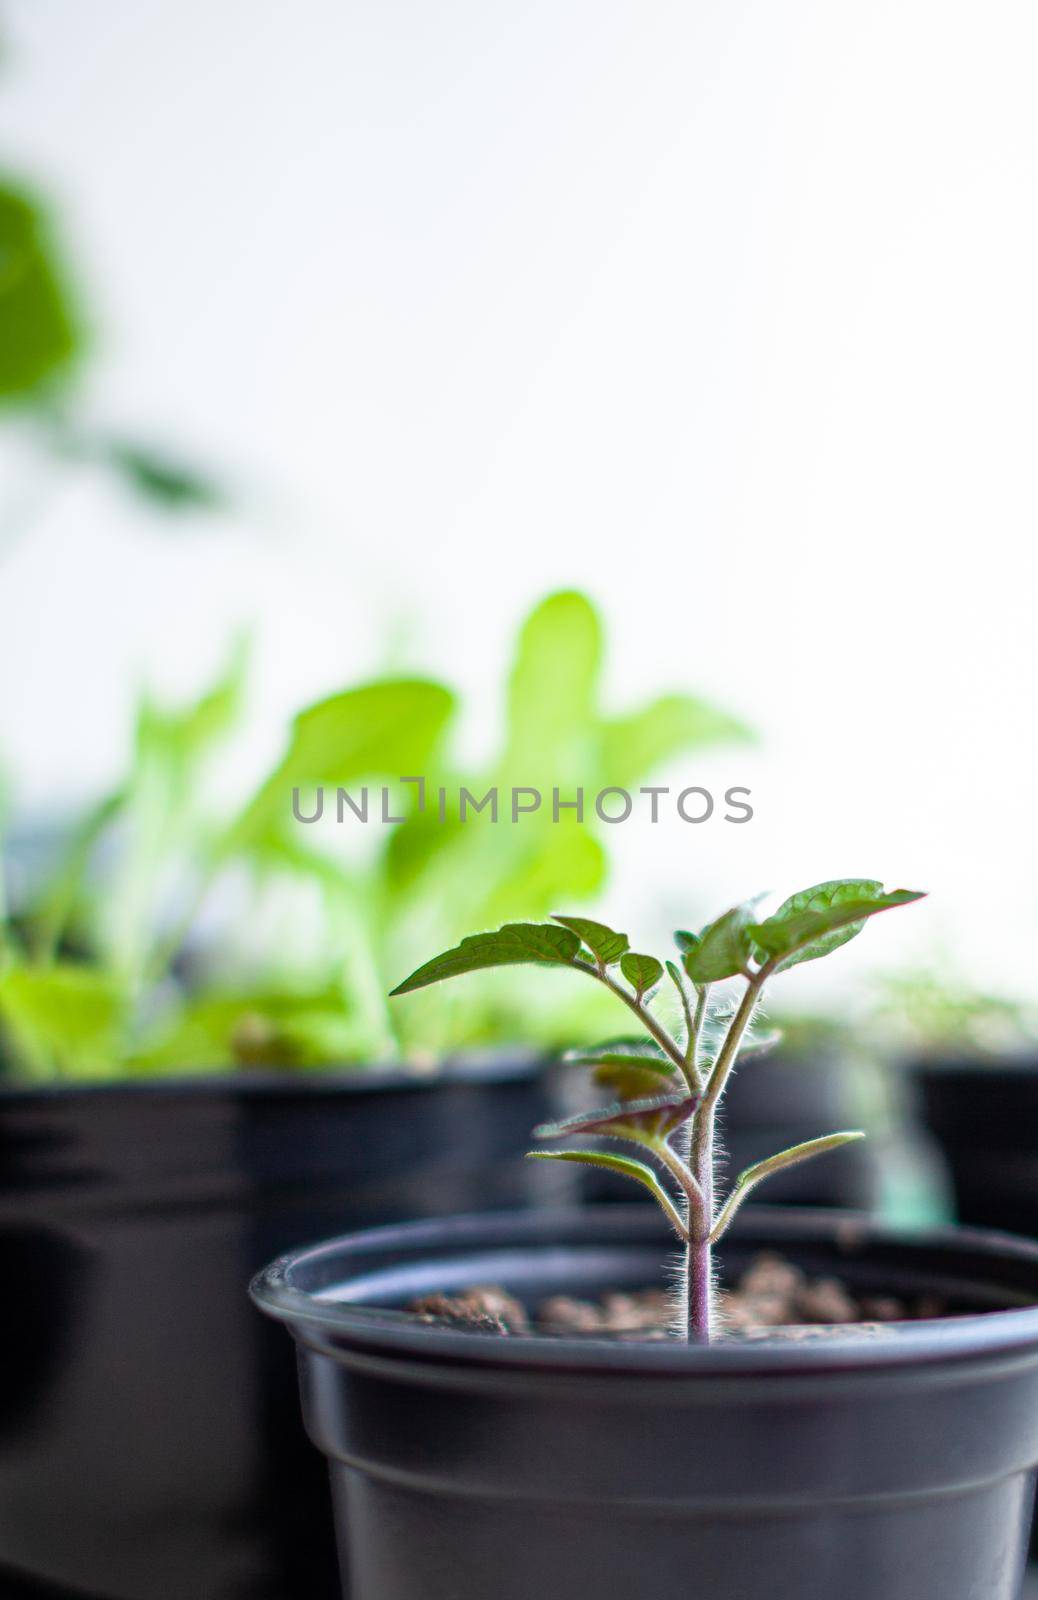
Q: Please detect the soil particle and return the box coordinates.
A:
[411,1286,530,1335]
[409,1253,943,1338]
[539,1289,672,1335]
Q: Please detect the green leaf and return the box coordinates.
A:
[564,1037,677,1095]
[134,636,248,789]
[527,1150,687,1239]
[0,962,127,1079]
[563,1037,669,1065]
[620,951,663,996]
[390,921,582,996]
[750,881,926,971]
[502,591,602,778]
[683,898,762,983]
[551,914,628,966]
[130,984,381,1073]
[0,181,82,404]
[600,694,752,786]
[592,1059,680,1098]
[535,1093,697,1146]
[231,678,455,851]
[674,929,701,955]
[710,1132,865,1241]
[103,439,222,512]
[96,641,250,979]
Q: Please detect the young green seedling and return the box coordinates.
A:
[391,879,925,1343]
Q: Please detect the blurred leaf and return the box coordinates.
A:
[502,590,602,777]
[27,789,124,961]
[620,951,663,996]
[0,961,127,1079]
[390,921,582,996]
[474,825,607,925]
[563,1035,679,1096]
[750,881,926,971]
[102,438,222,512]
[535,1093,696,1146]
[551,914,628,965]
[131,984,380,1073]
[135,636,248,794]
[383,804,465,897]
[674,928,700,955]
[592,1059,679,1098]
[564,1037,669,1066]
[232,679,455,853]
[0,180,82,404]
[600,693,752,786]
[684,898,763,983]
[99,642,249,979]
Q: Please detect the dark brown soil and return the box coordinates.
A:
[410,1253,946,1339]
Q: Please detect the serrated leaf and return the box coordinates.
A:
[683,897,763,983]
[620,951,664,996]
[710,1132,865,1241]
[390,921,582,996]
[750,881,926,971]
[535,1093,697,1146]
[552,914,629,966]
[527,1150,687,1239]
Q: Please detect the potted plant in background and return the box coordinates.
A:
[0,590,749,1600]
[256,880,1038,1600]
[874,969,1038,1236]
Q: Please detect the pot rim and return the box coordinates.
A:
[0,1047,545,1105]
[912,1053,1038,1076]
[251,1205,1038,1376]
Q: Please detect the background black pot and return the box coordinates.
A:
[0,1057,555,1600]
[255,1205,1038,1600]
[915,1056,1038,1233]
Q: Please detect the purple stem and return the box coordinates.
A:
[687,1235,712,1344]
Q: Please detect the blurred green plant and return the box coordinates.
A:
[870,967,1036,1061]
[0,174,220,533]
[0,590,752,1080]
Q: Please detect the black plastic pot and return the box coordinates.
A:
[916,1057,1038,1234]
[0,1058,555,1600]
[255,1205,1038,1600]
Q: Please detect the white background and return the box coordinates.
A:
[1,0,1036,997]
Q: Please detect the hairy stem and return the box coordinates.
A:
[687,1234,712,1345]
[655,1139,706,1227]
[689,985,709,1081]
[683,965,771,1343]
